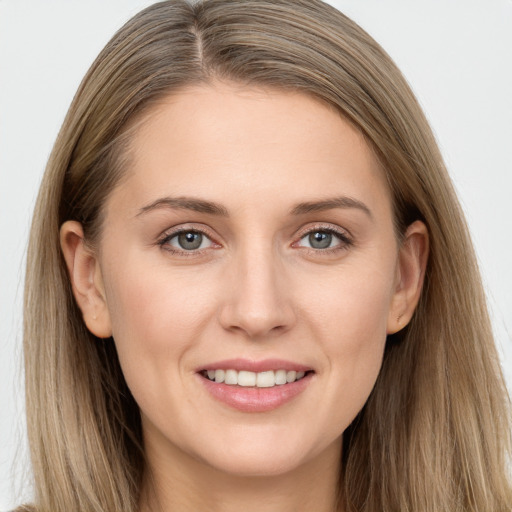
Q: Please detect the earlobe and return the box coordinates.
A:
[60,221,112,338]
[387,220,429,334]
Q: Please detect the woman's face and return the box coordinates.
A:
[64,82,426,478]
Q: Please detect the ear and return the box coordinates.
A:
[60,221,112,338]
[387,220,429,334]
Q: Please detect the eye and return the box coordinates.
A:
[295,227,352,251]
[160,229,214,252]
[302,231,336,249]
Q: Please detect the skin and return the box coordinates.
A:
[61,82,428,512]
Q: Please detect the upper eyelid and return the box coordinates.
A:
[295,222,352,240]
[159,224,216,241]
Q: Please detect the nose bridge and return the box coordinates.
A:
[219,237,295,338]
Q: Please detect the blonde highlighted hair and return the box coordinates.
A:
[21,1,511,510]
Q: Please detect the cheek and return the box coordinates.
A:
[101,265,224,446]
[104,256,216,344]
[100,256,220,399]
[302,259,395,422]
[306,258,394,346]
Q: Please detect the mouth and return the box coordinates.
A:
[196,359,315,412]
[200,368,313,388]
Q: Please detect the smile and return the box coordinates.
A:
[201,369,308,387]
[197,359,315,412]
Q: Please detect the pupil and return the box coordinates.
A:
[178,232,202,250]
[309,231,332,249]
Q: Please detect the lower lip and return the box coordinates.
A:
[198,373,313,413]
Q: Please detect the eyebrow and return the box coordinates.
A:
[137,196,229,217]
[290,196,373,219]
[137,195,372,219]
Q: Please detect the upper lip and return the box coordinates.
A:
[197,358,313,373]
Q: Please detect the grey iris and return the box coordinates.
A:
[309,231,332,249]
[178,232,203,250]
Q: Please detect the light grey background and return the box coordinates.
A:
[1,0,511,507]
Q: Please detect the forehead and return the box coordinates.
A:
[108,82,391,220]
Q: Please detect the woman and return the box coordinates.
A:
[17,0,511,510]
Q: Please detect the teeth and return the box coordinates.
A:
[224,369,238,385]
[205,369,308,387]
[238,370,256,387]
[286,370,297,383]
[275,369,287,385]
[256,371,275,388]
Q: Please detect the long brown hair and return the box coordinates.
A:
[21,1,511,510]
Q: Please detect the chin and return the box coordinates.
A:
[204,451,307,478]
[189,428,330,479]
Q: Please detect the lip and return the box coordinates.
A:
[196,358,314,413]
[197,358,312,373]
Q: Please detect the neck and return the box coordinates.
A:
[139,435,342,512]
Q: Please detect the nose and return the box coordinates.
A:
[218,245,296,339]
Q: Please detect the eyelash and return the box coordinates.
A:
[293,224,353,255]
[157,226,218,257]
[157,224,353,256]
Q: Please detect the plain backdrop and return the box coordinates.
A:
[1,0,511,508]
